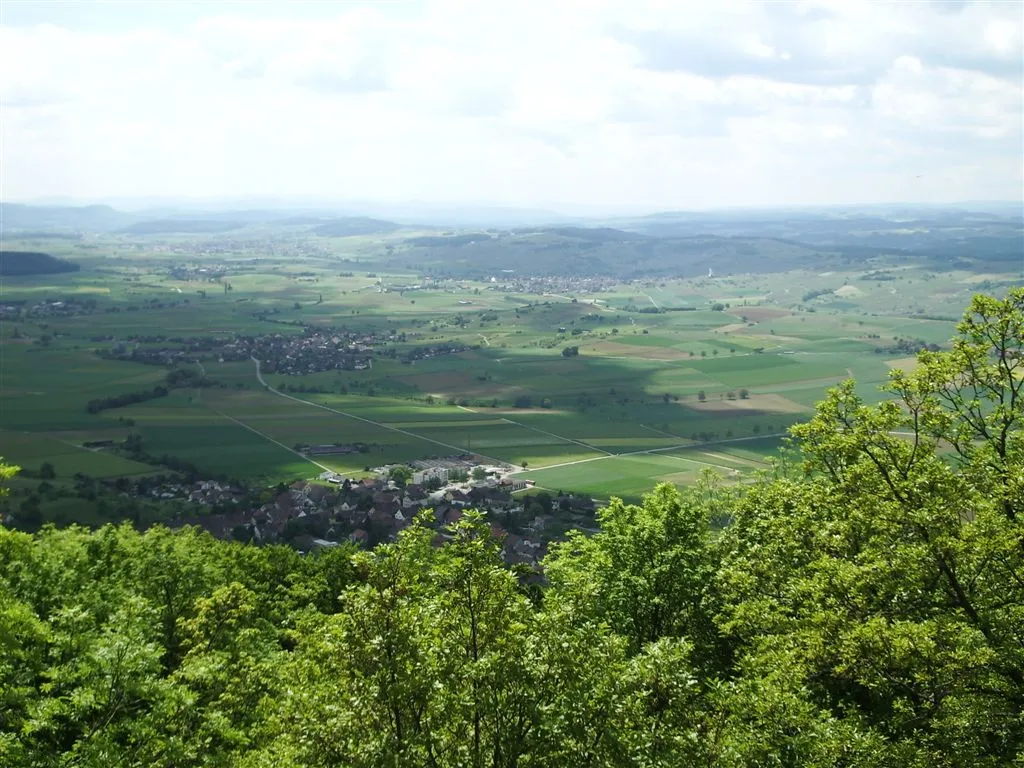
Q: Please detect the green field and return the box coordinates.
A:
[3,231,1005,501]
[0,431,157,479]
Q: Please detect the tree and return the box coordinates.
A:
[546,482,722,661]
[471,466,488,482]
[716,288,1024,762]
[0,292,1018,767]
[388,465,413,487]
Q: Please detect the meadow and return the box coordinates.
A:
[2,227,1011,499]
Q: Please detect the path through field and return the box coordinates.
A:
[248,357,788,479]
[208,406,336,474]
[523,432,788,473]
[499,417,613,456]
[250,358,505,463]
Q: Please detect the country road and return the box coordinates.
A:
[250,356,787,477]
[499,417,613,456]
[209,407,336,474]
[251,357,506,464]
[520,432,789,473]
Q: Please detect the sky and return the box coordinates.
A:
[1,0,1022,211]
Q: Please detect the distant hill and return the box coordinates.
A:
[312,217,403,237]
[0,251,81,276]
[4,232,83,241]
[536,226,649,243]
[382,227,849,278]
[1,203,137,232]
[605,209,1024,266]
[119,219,245,235]
[404,233,492,247]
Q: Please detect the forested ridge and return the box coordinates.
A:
[0,290,1021,767]
[0,251,80,276]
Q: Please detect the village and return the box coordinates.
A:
[92,323,478,377]
[0,296,100,319]
[114,457,597,570]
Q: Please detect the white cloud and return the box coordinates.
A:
[0,0,1020,208]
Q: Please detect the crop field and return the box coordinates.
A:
[3,228,1011,501]
[516,441,777,501]
[0,431,157,479]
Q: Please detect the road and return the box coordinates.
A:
[250,356,787,478]
[519,432,789,473]
[500,416,613,456]
[251,357,506,464]
[209,406,337,475]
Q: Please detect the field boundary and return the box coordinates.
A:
[208,406,336,475]
[499,417,613,456]
[251,357,507,465]
[522,432,788,473]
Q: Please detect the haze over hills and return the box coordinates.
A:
[4,200,1020,278]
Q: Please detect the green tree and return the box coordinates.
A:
[546,481,724,669]
[0,457,20,492]
[388,465,413,487]
[716,289,1024,763]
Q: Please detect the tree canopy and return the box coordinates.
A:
[0,289,1021,766]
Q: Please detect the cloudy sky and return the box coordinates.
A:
[2,0,1021,211]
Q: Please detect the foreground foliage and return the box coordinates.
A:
[1,289,1021,766]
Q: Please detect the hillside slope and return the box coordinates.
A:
[0,251,81,276]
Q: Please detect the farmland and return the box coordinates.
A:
[1,207,1020,501]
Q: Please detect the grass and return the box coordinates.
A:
[2,245,997,500]
[0,431,157,479]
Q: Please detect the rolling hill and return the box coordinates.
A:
[0,251,81,276]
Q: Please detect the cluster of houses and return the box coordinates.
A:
[177,471,594,570]
[492,274,618,297]
[1,297,98,319]
[399,341,473,364]
[141,479,244,507]
[92,328,384,376]
[222,331,376,374]
[102,476,249,509]
[168,264,229,281]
